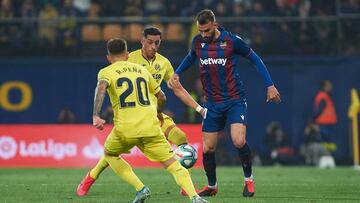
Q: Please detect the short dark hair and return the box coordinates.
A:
[319,80,330,90]
[107,38,127,55]
[142,27,162,38]
[196,9,216,25]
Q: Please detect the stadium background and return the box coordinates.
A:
[0,0,360,167]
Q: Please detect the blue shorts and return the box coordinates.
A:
[202,99,247,132]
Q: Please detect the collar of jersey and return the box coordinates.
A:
[214,27,226,42]
[141,51,157,64]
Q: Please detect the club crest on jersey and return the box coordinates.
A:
[220,41,227,49]
[201,43,205,48]
[154,64,161,71]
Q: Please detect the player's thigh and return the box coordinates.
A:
[162,113,188,146]
[227,100,248,147]
[202,103,227,132]
[202,131,219,153]
[104,128,135,156]
[138,135,174,162]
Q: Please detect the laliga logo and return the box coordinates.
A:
[19,139,77,160]
[0,136,77,160]
[82,137,103,159]
[0,136,17,160]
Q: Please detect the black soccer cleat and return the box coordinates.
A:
[198,185,218,197]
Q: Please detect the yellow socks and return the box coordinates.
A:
[89,156,109,179]
[105,155,144,191]
[166,161,197,199]
[167,126,188,146]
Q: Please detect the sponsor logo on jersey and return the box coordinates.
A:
[200,58,227,66]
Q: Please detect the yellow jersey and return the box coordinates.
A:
[98,61,162,137]
[128,49,174,104]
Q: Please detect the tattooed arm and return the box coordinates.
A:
[92,80,108,130]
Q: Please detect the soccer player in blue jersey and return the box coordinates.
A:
[168,9,281,198]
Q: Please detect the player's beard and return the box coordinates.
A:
[147,49,156,59]
[203,31,215,43]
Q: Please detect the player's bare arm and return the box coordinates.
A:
[92,80,108,130]
[167,73,181,89]
[266,85,281,104]
[171,81,206,117]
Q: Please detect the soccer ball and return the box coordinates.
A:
[174,144,198,169]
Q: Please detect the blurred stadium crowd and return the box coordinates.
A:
[0,0,359,57]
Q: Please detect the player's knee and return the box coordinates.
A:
[161,157,177,169]
[104,149,119,157]
[233,138,246,148]
[203,144,216,153]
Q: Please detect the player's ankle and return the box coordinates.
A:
[244,174,254,181]
[208,183,217,189]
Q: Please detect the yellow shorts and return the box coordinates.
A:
[104,128,174,162]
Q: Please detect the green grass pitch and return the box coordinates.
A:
[1,167,360,202]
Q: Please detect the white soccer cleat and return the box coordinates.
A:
[191,195,209,203]
[133,186,151,203]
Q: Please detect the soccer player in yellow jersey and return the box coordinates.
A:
[78,38,208,203]
[77,27,205,197]
[128,27,190,147]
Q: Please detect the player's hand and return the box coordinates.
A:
[200,107,207,118]
[157,112,164,126]
[93,115,105,130]
[266,85,281,104]
[167,74,181,89]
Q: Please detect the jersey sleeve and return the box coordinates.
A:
[247,51,274,87]
[97,69,111,87]
[163,59,175,82]
[233,35,252,57]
